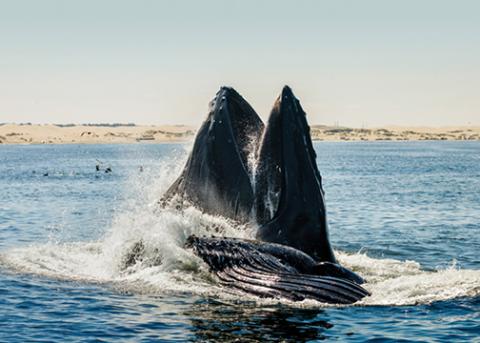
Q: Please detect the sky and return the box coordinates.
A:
[0,0,479,127]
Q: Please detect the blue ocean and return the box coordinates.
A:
[0,141,479,342]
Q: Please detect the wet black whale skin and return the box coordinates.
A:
[163,86,368,303]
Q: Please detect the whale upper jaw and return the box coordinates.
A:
[255,85,336,263]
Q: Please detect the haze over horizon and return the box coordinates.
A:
[1,0,479,127]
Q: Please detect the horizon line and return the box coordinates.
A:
[2,122,480,129]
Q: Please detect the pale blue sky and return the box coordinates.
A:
[1,0,479,126]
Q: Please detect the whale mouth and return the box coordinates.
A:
[159,85,369,304]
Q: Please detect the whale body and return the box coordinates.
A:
[162,86,369,304]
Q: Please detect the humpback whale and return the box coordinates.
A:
[163,87,263,223]
[162,86,369,304]
[255,86,335,263]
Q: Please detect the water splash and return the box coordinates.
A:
[0,150,248,298]
[1,149,479,307]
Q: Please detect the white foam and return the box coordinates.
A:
[1,152,479,306]
[0,152,247,298]
[338,251,480,306]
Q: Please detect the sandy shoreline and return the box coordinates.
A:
[0,124,196,145]
[310,125,480,142]
[1,123,479,145]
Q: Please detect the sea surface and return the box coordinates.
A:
[0,141,479,342]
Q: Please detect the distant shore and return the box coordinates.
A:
[0,124,195,145]
[310,125,480,142]
[1,123,479,144]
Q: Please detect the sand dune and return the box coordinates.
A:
[310,125,480,142]
[0,123,479,144]
[0,124,195,144]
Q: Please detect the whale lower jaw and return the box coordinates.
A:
[186,235,369,304]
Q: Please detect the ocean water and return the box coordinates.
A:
[0,141,479,342]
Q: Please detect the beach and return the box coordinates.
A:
[1,123,479,144]
[310,125,480,141]
[0,124,196,144]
